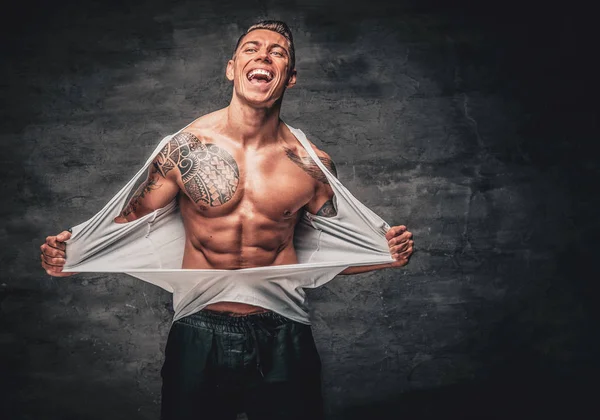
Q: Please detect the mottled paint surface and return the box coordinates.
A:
[1,1,597,419]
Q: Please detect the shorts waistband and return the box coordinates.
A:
[175,308,293,333]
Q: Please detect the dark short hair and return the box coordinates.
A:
[233,20,295,71]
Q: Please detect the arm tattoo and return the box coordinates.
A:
[284,147,337,184]
[121,167,162,218]
[155,132,240,206]
[316,199,337,217]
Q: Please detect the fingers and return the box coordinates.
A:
[391,242,414,259]
[56,230,72,242]
[44,236,66,252]
[385,225,406,241]
[386,225,414,266]
[40,243,66,258]
[41,252,66,266]
[386,226,414,267]
[391,246,414,267]
[40,258,70,277]
[41,231,70,254]
[41,231,72,276]
[389,239,414,255]
[40,252,64,269]
[387,230,413,247]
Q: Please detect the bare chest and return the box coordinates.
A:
[165,135,315,219]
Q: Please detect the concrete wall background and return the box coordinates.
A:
[1,1,597,419]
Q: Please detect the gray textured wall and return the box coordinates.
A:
[1,1,597,419]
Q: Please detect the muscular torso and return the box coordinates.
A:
[170,129,315,270]
[119,110,337,313]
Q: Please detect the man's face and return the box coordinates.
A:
[226,29,297,107]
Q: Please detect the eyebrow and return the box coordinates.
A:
[240,41,260,49]
[240,41,289,56]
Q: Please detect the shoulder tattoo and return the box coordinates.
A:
[284,147,337,184]
[155,132,240,206]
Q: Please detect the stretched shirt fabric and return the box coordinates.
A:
[64,123,394,324]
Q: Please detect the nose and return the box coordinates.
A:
[254,49,271,63]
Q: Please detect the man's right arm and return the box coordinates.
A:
[41,153,181,276]
[113,157,180,223]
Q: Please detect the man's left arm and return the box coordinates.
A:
[339,225,414,275]
[300,146,414,274]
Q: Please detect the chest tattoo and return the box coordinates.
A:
[283,147,337,184]
[156,132,240,206]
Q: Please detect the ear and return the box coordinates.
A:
[286,69,297,88]
[226,59,235,81]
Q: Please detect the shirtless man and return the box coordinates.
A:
[40,21,414,420]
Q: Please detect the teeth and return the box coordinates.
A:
[248,69,273,81]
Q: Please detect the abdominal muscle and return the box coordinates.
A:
[179,196,300,315]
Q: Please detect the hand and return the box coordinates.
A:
[385,225,414,267]
[40,231,76,277]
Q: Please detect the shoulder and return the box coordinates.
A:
[308,140,334,163]
[301,138,337,178]
[282,126,334,160]
[153,131,206,177]
[182,108,226,132]
[281,129,338,180]
[163,116,222,151]
[165,108,226,147]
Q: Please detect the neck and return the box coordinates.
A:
[225,94,284,147]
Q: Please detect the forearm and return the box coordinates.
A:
[340,262,394,275]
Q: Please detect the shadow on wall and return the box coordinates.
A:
[335,248,597,420]
[338,377,592,419]
[0,277,172,420]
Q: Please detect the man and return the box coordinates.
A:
[41,21,414,420]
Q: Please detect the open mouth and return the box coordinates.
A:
[247,68,274,84]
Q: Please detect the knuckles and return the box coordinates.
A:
[385,225,407,240]
[388,233,413,247]
[40,244,66,258]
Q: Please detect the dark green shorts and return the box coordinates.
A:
[160,309,324,420]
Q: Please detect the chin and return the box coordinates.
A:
[238,89,282,108]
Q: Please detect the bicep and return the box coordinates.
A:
[306,149,338,217]
[114,160,179,223]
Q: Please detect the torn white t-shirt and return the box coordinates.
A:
[64,124,394,324]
